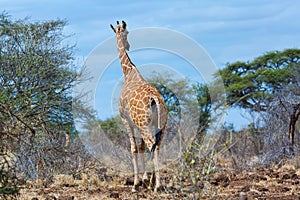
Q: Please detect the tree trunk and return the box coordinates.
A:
[65,131,70,150]
[288,103,300,147]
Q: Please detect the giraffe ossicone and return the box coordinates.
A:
[110,21,168,192]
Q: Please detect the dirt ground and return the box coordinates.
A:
[210,163,300,199]
[7,161,300,200]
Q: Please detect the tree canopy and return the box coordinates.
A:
[218,48,300,146]
[219,48,300,111]
[0,13,78,137]
[0,13,85,193]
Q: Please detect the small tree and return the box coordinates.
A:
[193,83,212,136]
[218,49,300,147]
[0,13,92,192]
[0,13,77,136]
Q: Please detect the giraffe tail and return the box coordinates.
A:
[151,128,162,153]
[151,96,163,130]
[150,95,164,157]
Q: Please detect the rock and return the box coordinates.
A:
[210,173,229,186]
[45,195,57,200]
[239,192,248,200]
[125,177,134,185]
[239,185,251,192]
[109,192,119,198]
[58,196,75,200]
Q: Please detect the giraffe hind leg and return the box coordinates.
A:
[138,139,149,185]
[121,118,140,192]
[152,129,165,192]
[139,127,164,192]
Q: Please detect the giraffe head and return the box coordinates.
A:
[110,21,130,51]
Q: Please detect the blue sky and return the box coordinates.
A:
[2,0,300,128]
[3,0,300,65]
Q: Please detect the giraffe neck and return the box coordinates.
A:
[116,33,142,81]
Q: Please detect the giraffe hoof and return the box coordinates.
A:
[131,185,139,193]
[142,180,149,188]
[142,173,149,182]
[154,185,164,193]
[142,178,149,188]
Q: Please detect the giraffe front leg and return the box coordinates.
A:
[122,119,139,192]
[139,139,149,187]
[129,136,140,192]
[141,156,149,184]
[132,152,139,192]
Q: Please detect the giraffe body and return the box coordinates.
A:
[110,21,168,192]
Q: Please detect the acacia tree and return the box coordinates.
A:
[218,48,300,147]
[0,14,77,136]
[0,13,90,192]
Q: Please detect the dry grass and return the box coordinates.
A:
[54,174,76,187]
[12,158,299,199]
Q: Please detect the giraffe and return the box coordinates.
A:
[110,21,168,192]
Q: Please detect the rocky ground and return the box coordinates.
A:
[4,161,300,200]
[210,163,300,199]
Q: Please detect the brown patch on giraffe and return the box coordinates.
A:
[130,99,138,107]
[136,100,144,109]
[142,96,149,105]
[136,108,146,115]
[136,86,143,92]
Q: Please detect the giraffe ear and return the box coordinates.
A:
[122,21,127,29]
[110,24,116,33]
